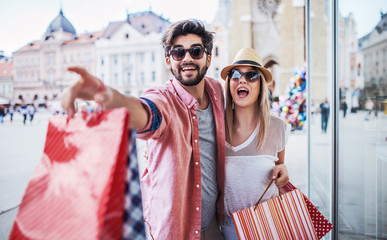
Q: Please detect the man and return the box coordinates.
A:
[61,19,288,239]
[320,98,330,133]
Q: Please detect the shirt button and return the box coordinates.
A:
[195,162,199,165]
[195,230,199,234]
[193,116,196,119]
[194,139,198,143]
[196,207,199,211]
[196,184,200,188]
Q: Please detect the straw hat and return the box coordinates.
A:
[220,47,272,83]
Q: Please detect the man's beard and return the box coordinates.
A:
[171,63,208,86]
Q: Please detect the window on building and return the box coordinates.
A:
[152,71,156,82]
[84,52,90,62]
[140,52,144,63]
[114,55,118,65]
[215,46,219,57]
[125,33,129,39]
[126,54,131,64]
[101,57,104,66]
[48,54,55,66]
[101,74,104,82]
[141,72,145,83]
[127,72,131,84]
[114,73,118,84]
[151,51,155,62]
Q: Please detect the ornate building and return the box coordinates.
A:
[94,11,171,97]
[228,0,306,97]
[12,9,101,102]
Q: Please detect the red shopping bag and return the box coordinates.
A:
[231,180,319,240]
[10,108,129,240]
[280,182,334,239]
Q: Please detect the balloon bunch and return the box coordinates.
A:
[272,66,307,131]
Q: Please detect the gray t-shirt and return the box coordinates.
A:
[197,100,218,230]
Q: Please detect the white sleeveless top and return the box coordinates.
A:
[224,114,291,216]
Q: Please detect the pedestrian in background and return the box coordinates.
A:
[27,104,36,123]
[320,98,330,133]
[19,103,28,125]
[0,105,5,124]
[8,104,15,123]
[220,48,290,239]
[365,98,374,121]
[342,100,348,118]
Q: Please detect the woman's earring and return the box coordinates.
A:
[232,100,235,109]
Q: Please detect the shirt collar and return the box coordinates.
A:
[171,76,219,109]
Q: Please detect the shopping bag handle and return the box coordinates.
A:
[254,179,281,209]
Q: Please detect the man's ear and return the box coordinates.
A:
[206,54,212,68]
[166,56,171,69]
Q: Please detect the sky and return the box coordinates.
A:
[0,0,219,56]
[0,0,386,57]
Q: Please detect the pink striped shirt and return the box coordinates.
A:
[138,77,225,240]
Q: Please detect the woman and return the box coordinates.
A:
[220,48,291,239]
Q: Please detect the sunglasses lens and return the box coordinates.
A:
[230,70,242,80]
[171,49,186,61]
[170,47,205,61]
[245,72,260,81]
[229,70,260,82]
[190,47,204,59]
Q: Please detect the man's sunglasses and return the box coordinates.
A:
[168,46,207,61]
[228,69,261,82]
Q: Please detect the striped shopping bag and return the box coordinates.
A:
[231,180,319,240]
[281,182,333,239]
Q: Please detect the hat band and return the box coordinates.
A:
[233,60,262,67]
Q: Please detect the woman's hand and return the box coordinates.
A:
[272,164,289,188]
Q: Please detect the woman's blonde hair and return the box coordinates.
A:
[225,68,271,149]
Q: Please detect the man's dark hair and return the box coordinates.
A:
[161,19,214,57]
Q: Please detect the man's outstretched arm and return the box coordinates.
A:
[61,66,149,130]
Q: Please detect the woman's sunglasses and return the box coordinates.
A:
[168,46,207,61]
[228,69,261,82]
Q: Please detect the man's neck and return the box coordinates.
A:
[179,78,209,110]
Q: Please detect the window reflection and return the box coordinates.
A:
[337,0,386,239]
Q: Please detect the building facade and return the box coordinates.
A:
[338,12,364,110]
[228,0,306,97]
[206,0,231,82]
[12,9,100,103]
[94,11,171,97]
[359,12,387,110]
[0,58,13,99]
